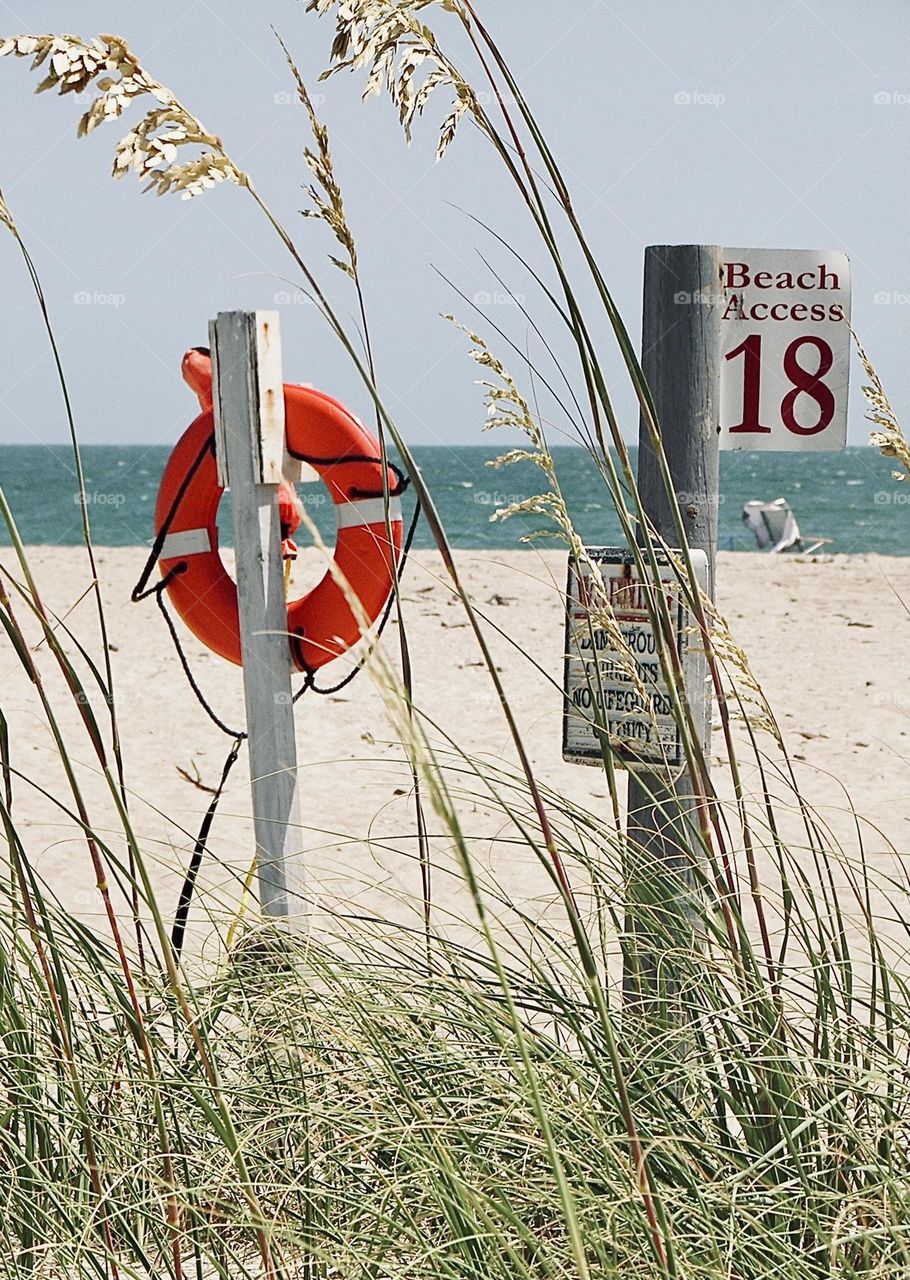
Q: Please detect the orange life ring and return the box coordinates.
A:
[154,349,403,672]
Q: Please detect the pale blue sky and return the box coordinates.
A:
[0,0,908,446]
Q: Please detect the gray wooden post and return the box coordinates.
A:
[624,244,722,1013]
[209,310,304,923]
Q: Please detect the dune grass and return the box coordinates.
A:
[0,5,908,1278]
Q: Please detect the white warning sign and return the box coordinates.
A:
[563,548,709,771]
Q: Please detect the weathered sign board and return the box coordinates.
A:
[719,248,851,452]
[563,548,709,772]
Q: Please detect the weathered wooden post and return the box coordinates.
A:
[624,244,723,1011]
[209,310,304,922]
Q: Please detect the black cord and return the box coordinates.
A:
[291,496,421,697]
[156,592,247,739]
[170,735,243,962]
[132,431,214,603]
[285,446,410,500]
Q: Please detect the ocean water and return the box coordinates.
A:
[0,445,906,556]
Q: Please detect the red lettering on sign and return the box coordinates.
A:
[780,337,835,434]
[725,262,750,289]
[725,334,837,437]
[723,262,841,293]
[726,334,772,434]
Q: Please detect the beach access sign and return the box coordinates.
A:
[720,248,851,452]
[563,549,709,772]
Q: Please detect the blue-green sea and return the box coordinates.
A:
[0,445,906,555]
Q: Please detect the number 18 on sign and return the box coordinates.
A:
[563,550,709,772]
[720,248,851,451]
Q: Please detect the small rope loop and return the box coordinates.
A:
[131,434,214,604]
[297,498,421,697]
[284,446,410,500]
[155,589,247,739]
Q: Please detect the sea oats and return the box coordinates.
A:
[0,33,246,200]
[447,317,649,712]
[0,188,14,235]
[853,332,910,481]
[644,544,777,745]
[307,0,480,160]
[444,317,553,471]
[487,446,551,471]
[706,602,782,745]
[276,34,358,278]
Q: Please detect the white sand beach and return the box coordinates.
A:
[1,545,908,958]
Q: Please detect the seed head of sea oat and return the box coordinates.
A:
[852,331,910,481]
[0,188,14,235]
[276,33,358,279]
[0,34,246,199]
[306,1,479,160]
